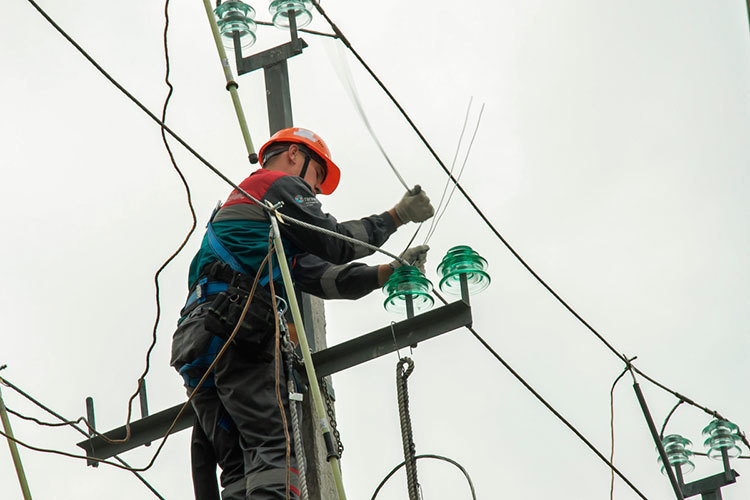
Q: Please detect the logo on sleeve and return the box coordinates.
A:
[294,194,318,206]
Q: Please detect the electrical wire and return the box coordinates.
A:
[0,376,165,499]
[609,365,631,500]
[430,290,649,499]
[311,0,750,454]
[423,96,473,244]
[328,41,410,191]
[21,0,406,269]
[0,252,270,476]
[22,0,749,484]
[119,0,200,446]
[5,407,86,428]
[371,454,476,500]
[660,400,685,440]
[423,102,485,245]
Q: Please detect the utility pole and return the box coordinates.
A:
[225,7,338,498]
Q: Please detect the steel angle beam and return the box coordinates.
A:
[236,38,307,75]
[76,299,471,460]
[308,299,472,379]
[76,403,195,461]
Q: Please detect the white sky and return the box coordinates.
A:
[1,1,749,499]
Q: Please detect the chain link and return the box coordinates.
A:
[319,377,344,457]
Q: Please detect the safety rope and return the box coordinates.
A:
[396,357,420,500]
[283,338,309,500]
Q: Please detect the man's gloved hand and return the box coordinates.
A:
[394,185,435,224]
[392,245,430,274]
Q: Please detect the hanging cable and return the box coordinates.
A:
[327,41,410,191]
[371,454,476,500]
[310,0,634,364]
[125,0,201,446]
[429,290,649,499]
[423,102,485,245]
[660,400,685,441]
[424,96,473,243]
[609,365,631,500]
[0,251,270,475]
[0,376,166,499]
[22,0,409,269]
[311,1,750,454]
[396,357,420,500]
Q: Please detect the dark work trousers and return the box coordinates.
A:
[180,306,299,500]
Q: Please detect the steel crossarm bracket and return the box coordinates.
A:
[236,38,307,75]
[681,470,739,498]
[76,299,472,461]
[308,299,472,379]
[76,403,195,462]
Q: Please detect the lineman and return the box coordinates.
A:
[171,127,433,499]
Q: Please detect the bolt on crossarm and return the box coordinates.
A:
[200,0,257,162]
[268,210,347,500]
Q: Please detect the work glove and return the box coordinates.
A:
[391,245,430,274]
[393,185,435,224]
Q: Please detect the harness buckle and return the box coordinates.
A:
[196,277,209,305]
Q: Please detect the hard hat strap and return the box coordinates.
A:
[298,153,311,181]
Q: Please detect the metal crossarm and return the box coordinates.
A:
[76,299,472,461]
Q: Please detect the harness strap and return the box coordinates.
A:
[207,202,284,286]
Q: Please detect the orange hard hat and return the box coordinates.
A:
[258,127,341,195]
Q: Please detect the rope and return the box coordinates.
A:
[268,243,292,500]
[396,357,420,500]
[0,251,270,473]
[284,339,309,500]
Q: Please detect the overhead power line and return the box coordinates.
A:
[0,376,165,499]
[429,291,649,500]
[311,0,750,452]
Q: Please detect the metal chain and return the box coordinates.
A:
[319,377,344,457]
[396,357,420,500]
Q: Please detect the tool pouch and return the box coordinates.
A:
[204,284,277,362]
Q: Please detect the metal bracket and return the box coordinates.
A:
[236,38,308,76]
[76,299,472,461]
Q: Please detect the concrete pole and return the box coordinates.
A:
[263,47,340,500]
[0,384,32,499]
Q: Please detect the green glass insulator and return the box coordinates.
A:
[215,1,257,49]
[269,0,313,29]
[382,266,434,315]
[437,245,490,296]
[658,434,694,474]
[703,419,742,459]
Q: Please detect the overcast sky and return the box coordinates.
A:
[1,1,749,499]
